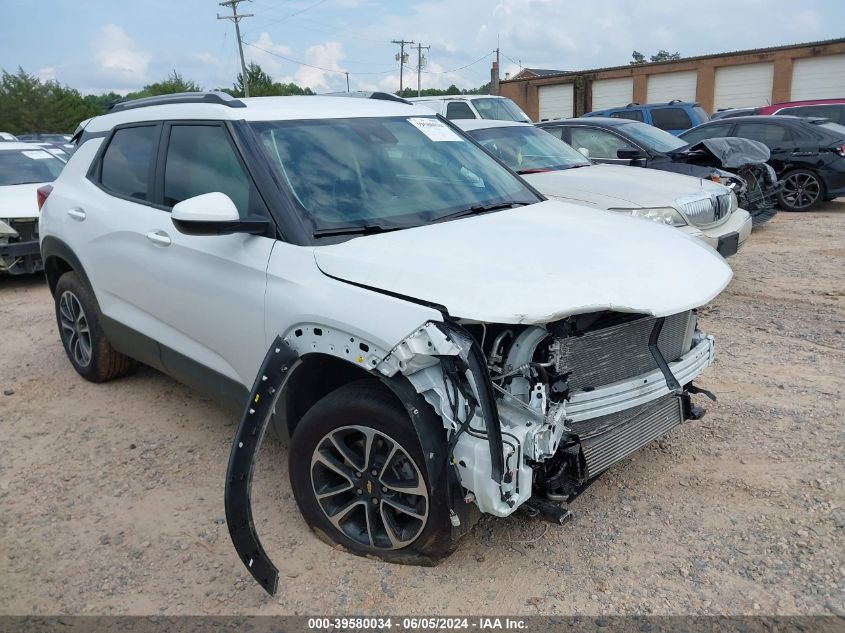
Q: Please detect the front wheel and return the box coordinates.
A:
[778,169,825,212]
[54,271,135,382]
[289,381,455,564]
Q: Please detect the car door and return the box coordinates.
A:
[81,121,274,393]
[147,121,276,388]
[731,121,797,173]
[567,125,642,164]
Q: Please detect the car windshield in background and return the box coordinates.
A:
[471,98,531,122]
[468,125,591,173]
[619,120,688,153]
[251,116,538,234]
[0,149,64,186]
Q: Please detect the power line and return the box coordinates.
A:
[243,0,329,34]
[218,0,254,97]
[243,41,396,75]
[420,51,495,75]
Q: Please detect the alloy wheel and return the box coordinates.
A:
[781,172,821,210]
[310,425,428,550]
[59,290,92,367]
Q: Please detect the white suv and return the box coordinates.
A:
[41,92,731,594]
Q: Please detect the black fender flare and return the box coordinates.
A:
[225,335,298,595]
[40,236,94,297]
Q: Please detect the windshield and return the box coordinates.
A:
[818,121,845,138]
[251,116,539,234]
[468,125,591,173]
[471,98,532,123]
[0,149,64,186]
[619,120,688,152]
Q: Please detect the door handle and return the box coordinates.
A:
[145,230,171,247]
[67,207,86,221]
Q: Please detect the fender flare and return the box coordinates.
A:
[40,236,93,297]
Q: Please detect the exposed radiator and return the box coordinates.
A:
[578,394,683,478]
[551,311,695,391]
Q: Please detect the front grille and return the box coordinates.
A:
[679,193,733,226]
[551,311,694,391]
[578,394,683,477]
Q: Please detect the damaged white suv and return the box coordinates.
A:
[41,92,731,594]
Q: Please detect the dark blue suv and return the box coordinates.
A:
[584,100,709,135]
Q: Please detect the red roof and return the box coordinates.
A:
[758,98,845,114]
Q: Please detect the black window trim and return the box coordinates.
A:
[88,121,163,209]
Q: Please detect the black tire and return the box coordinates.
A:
[289,380,455,564]
[778,169,825,212]
[54,271,135,382]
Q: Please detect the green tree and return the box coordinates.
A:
[125,71,201,100]
[0,67,99,134]
[650,50,681,62]
[229,63,314,97]
[630,50,647,65]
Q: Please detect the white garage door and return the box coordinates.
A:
[647,70,697,103]
[538,83,574,121]
[791,54,845,100]
[590,77,633,111]
[714,63,774,110]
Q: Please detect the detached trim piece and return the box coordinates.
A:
[225,336,298,596]
[648,317,682,392]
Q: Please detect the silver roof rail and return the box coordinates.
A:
[109,91,246,112]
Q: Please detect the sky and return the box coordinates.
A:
[2,0,843,96]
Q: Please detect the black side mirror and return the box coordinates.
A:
[617,148,646,160]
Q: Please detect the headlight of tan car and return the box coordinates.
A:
[608,207,687,227]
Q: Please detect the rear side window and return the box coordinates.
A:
[100,126,156,201]
[610,110,644,122]
[163,124,251,216]
[651,107,692,130]
[445,101,477,120]
[734,123,792,147]
[779,104,843,121]
[681,124,731,144]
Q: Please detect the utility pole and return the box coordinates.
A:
[218,0,253,98]
[412,43,430,97]
[345,72,350,93]
[491,46,500,95]
[391,39,414,94]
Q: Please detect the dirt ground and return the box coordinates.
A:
[1,202,843,617]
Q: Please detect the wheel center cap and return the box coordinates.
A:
[366,479,373,495]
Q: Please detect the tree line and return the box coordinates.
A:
[0,63,490,135]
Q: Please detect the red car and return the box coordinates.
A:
[757,99,845,125]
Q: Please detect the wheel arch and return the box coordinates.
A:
[41,236,93,298]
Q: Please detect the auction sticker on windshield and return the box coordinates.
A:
[408,117,463,142]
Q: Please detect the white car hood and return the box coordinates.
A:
[0,183,42,219]
[523,164,723,209]
[314,199,732,325]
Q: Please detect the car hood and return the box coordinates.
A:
[313,199,732,325]
[523,164,724,209]
[0,183,42,219]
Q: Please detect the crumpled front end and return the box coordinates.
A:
[377,309,717,517]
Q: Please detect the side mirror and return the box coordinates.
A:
[171,192,269,236]
[577,147,590,158]
[617,148,646,160]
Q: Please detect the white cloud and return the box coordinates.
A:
[91,25,150,85]
[295,42,346,91]
[37,67,57,82]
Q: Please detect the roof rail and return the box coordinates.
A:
[668,99,683,105]
[625,102,641,108]
[326,90,412,105]
[109,91,246,113]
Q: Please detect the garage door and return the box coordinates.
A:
[538,83,574,121]
[590,77,633,112]
[647,70,697,103]
[714,63,773,110]
[791,54,845,100]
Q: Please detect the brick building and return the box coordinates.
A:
[499,38,845,121]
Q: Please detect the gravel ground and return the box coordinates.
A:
[1,202,843,616]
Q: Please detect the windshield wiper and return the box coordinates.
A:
[437,201,531,221]
[312,223,403,238]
